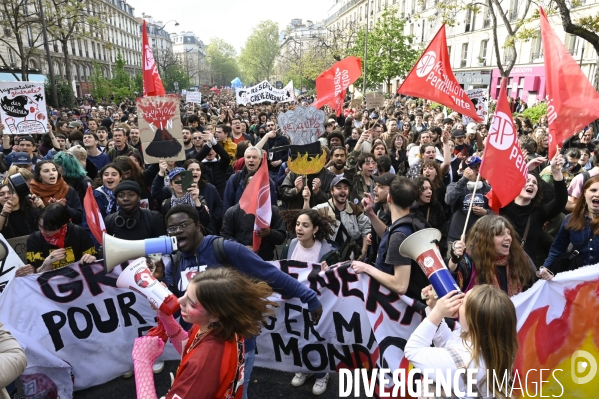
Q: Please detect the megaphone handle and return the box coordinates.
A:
[462,173,481,240]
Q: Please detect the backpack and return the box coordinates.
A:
[582,170,591,186]
[170,236,228,266]
[386,213,431,255]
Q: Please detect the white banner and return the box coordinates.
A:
[0,233,25,293]
[462,89,488,125]
[236,81,295,105]
[185,91,201,104]
[0,82,48,135]
[255,261,424,374]
[277,106,326,145]
[0,262,179,391]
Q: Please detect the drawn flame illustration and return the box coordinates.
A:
[514,278,599,398]
[287,149,327,175]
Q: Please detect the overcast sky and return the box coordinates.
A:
[127,0,331,53]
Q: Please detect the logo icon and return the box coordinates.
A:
[571,350,597,384]
[416,51,437,78]
[487,111,515,150]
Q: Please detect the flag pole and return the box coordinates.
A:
[462,173,482,240]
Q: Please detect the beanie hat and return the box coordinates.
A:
[113,180,142,197]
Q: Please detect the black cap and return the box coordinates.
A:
[442,118,455,125]
[372,173,396,186]
[331,175,351,187]
[114,180,142,197]
[452,129,466,138]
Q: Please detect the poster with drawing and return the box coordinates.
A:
[462,89,488,125]
[137,95,185,164]
[277,106,326,145]
[0,82,48,135]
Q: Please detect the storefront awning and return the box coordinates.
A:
[0,72,47,83]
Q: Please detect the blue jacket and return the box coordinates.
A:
[222,169,277,211]
[544,215,599,267]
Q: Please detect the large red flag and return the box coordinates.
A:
[313,56,362,116]
[480,79,527,213]
[142,20,166,97]
[398,25,481,122]
[238,153,272,251]
[83,185,105,243]
[540,7,599,158]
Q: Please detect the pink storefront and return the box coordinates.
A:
[490,66,546,104]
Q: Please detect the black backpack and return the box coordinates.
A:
[170,236,228,266]
[386,213,431,255]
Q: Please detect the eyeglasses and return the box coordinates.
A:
[166,221,194,234]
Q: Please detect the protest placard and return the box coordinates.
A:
[7,234,28,264]
[137,95,185,164]
[0,82,48,134]
[463,89,488,125]
[236,81,294,105]
[186,91,202,104]
[365,92,385,108]
[277,106,326,145]
[0,233,25,293]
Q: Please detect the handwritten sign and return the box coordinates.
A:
[0,82,48,135]
[236,81,294,105]
[277,106,326,145]
[365,92,385,108]
[7,234,28,264]
[185,91,201,104]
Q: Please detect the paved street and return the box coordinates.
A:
[74,364,369,398]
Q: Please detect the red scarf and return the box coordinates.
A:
[41,224,68,248]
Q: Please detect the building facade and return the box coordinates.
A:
[325,0,599,104]
[0,0,142,97]
[171,32,209,88]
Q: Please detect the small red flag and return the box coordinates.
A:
[83,185,106,243]
[480,79,527,213]
[238,153,272,251]
[398,25,481,122]
[313,56,362,116]
[540,7,599,158]
[142,20,166,97]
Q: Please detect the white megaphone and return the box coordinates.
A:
[399,228,461,298]
[103,232,178,272]
[116,257,180,315]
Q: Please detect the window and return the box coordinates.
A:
[461,43,468,67]
[531,31,542,60]
[565,33,578,55]
[509,0,518,22]
[479,39,488,64]
[465,9,472,32]
[483,7,491,28]
[503,47,515,63]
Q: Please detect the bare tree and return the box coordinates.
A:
[0,0,44,80]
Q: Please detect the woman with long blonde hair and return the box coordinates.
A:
[449,215,538,296]
[405,285,518,399]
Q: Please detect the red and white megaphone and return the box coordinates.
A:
[116,257,180,315]
[399,228,461,298]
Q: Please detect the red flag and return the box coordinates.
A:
[142,20,166,97]
[480,79,527,213]
[83,185,105,243]
[238,153,272,251]
[313,56,362,116]
[540,7,599,158]
[398,25,481,122]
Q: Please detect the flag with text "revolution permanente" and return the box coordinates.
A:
[540,7,599,159]
[398,25,481,122]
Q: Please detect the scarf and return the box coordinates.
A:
[41,224,68,248]
[98,185,116,214]
[171,192,194,208]
[30,176,70,205]
[465,254,522,297]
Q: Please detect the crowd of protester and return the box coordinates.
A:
[0,92,595,398]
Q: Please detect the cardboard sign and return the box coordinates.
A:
[349,98,363,109]
[277,106,326,145]
[365,92,385,108]
[137,95,185,164]
[0,82,48,134]
[7,234,28,263]
[0,233,25,293]
[185,91,201,104]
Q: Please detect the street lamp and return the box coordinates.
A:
[156,20,180,31]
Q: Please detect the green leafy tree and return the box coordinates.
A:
[349,7,419,92]
[206,38,240,87]
[45,78,76,109]
[238,21,280,84]
[111,51,134,103]
[163,63,191,92]
[133,72,143,96]
[89,62,111,100]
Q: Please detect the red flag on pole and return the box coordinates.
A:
[398,25,481,122]
[480,79,527,213]
[142,20,166,97]
[83,185,105,243]
[238,153,272,251]
[313,56,362,116]
[540,7,599,158]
